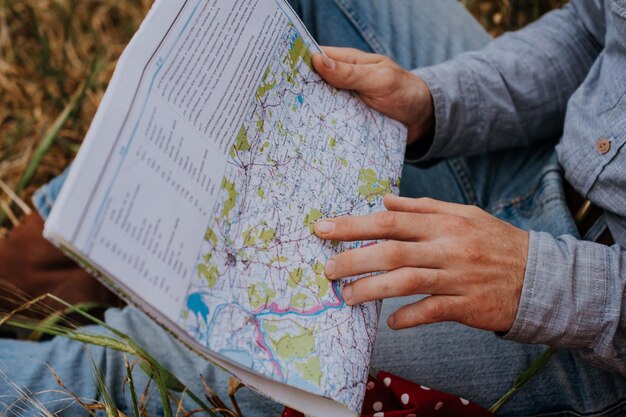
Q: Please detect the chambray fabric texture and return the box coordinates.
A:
[2,1,625,417]
[411,0,626,376]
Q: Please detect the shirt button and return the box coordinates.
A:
[596,138,611,155]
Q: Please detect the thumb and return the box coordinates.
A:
[312,53,376,91]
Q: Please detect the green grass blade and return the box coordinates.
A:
[138,359,216,416]
[151,364,174,417]
[5,318,135,354]
[88,353,119,417]
[10,54,104,202]
[28,302,109,341]
[15,81,85,194]
[5,296,221,416]
[489,348,557,413]
[125,357,141,417]
[47,294,126,338]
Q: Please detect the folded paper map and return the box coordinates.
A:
[45,1,406,415]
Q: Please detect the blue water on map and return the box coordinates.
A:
[187,293,209,325]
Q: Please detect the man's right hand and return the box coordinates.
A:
[312,46,434,144]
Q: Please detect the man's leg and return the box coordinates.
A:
[288,0,491,69]
[0,308,285,417]
[288,1,626,415]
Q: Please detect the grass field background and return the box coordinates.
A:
[0,0,567,232]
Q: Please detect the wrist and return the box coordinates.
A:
[406,75,435,145]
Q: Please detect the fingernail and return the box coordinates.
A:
[321,55,335,69]
[342,285,353,304]
[324,259,336,277]
[316,220,335,234]
[388,314,396,328]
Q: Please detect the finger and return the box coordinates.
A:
[311,53,380,91]
[326,241,443,279]
[342,267,452,306]
[314,211,437,242]
[320,46,386,65]
[387,295,463,329]
[384,195,481,218]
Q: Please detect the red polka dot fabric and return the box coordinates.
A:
[282,370,494,417]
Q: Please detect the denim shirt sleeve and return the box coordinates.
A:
[409,0,604,162]
[503,231,626,377]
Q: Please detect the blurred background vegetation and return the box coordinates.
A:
[0,0,567,232]
[461,0,568,36]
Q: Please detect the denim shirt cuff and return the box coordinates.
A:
[501,231,609,349]
[409,61,483,163]
[405,67,450,163]
[501,230,544,343]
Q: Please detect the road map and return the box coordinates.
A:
[177,19,406,412]
[45,0,406,413]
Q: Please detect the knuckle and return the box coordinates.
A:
[378,64,396,81]
[403,269,424,294]
[374,211,397,229]
[416,269,439,293]
[346,47,362,56]
[433,242,450,263]
[334,252,353,276]
[447,216,470,233]
[343,64,357,83]
[418,197,436,210]
[457,216,472,229]
[344,218,358,238]
[377,277,394,295]
[460,306,476,326]
[466,204,483,216]
[384,241,406,267]
[461,243,484,263]
[424,301,447,322]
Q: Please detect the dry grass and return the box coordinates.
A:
[0,0,566,231]
[0,0,152,228]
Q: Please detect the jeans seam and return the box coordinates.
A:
[329,0,391,56]
[447,158,479,205]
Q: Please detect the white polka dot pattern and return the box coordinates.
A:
[373,401,383,412]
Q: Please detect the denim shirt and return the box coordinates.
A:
[413,0,626,376]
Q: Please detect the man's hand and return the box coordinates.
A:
[312,47,433,144]
[314,195,529,332]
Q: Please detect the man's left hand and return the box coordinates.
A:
[314,195,529,332]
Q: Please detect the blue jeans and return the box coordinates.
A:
[5,1,626,416]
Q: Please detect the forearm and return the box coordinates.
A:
[504,232,626,376]
[410,1,603,161]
